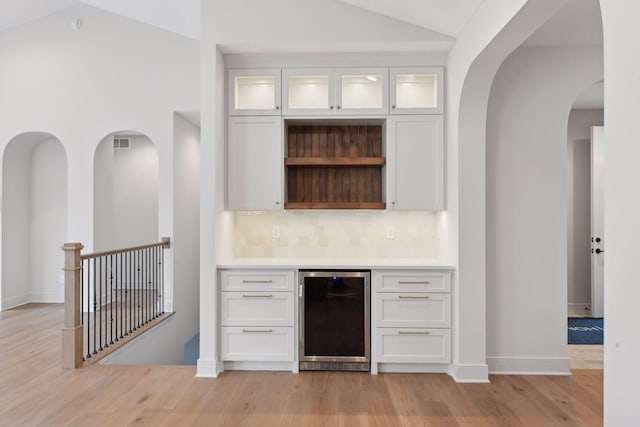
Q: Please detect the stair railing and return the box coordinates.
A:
[61,238,170,368]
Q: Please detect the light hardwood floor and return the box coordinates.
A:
[0,304,603,426]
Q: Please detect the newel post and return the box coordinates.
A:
[61,242,84,369]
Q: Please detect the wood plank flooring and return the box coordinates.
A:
[0,304,603,426]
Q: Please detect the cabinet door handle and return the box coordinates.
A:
[242,294,273,298]
[398,330,429,335]
[398,281,430,285]
[398,295,429,299]
[242,329,273,333]
[330,105,334,110]
[275,106,280,110]
[392,105,396,109]
[242,280,273,284]
[337,105,341,109]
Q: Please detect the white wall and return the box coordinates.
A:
[94,134,158,250]
[113,136,158,248]
[93,135,115,251]
[600,0,640,423]
[446,0,568,382]
[566,109,603,315]
[486,46,602,374]
[29,138,67,302]
[1,134,67,308]
[102,115,200,365]
[0,5,199,361]
[1,136,36,309]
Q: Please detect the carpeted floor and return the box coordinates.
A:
[568,317,604,345]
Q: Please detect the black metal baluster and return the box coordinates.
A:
[99,257,103,351]
[93,258,97,355]
[119,252,123,340]
[160,245,164,314]
[109,254,113,346]
[154,246,158,319]
[86,259,92,359]
[126,251,131,336]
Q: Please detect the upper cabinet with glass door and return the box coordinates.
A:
[283,68,388,116]
[228,69,281,116]
[390,67,444,115]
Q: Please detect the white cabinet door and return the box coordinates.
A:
[390,67,444,115]
[220,292,294,327]
[387,116,444,210]
[335,68,388,115]
[283,68,389,116]
[228,117,282,210]
[228,69,281,116]
[282,69,335,116]
[221,326,294,361]
[376,293,450,328]
[376,328,451,363]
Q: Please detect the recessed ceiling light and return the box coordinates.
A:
[366,75,378,82]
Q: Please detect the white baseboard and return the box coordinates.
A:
[377,363,449,374]
[1,293,30,310]
[223,361,297,372]
[196,358,223,378]
[488,356,571,375]
[30,292,64,303]
[568,303,592,317]
[450,363,490,383]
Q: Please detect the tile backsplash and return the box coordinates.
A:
[233,211,440,258]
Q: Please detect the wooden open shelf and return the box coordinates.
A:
[285,157,386,167]
[286,124,384,209]
[285,202,386,210]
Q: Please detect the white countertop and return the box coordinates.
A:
[217,258,455,270]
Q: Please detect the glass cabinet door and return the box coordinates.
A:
[390,67,444,115]
[228,69,281,116]
[282,69,334,115]
[336,68,388,115]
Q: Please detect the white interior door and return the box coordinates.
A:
[591,126,604,318]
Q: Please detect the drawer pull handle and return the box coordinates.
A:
[242,329,273,333]
[242,294,273,298]
[398,330,430,335]
[398,281,430,285]
[398,295,429,299]
[242,280,273,283]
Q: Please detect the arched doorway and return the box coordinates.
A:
[1,132,68,309]
[93,131,159,251]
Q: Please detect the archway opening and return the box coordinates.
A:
[1,132,68,309]
[93,131,159,252]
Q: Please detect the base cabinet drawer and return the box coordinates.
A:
[376,328,450,363]
[220,270,295,292]
[221,326,294,361]
[377,273,450,293]
[377,293,450,328]
[221,292,294,326]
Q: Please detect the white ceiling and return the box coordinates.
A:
[335,0,483,38]
[0,0,201,39]
[572,81,604,110]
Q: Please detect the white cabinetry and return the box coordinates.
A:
[282,68,388,115]
[390,67,444,115]
[227,117,282,210]
[228,69,281,116]
[387,115,444,210]
[220,270,296,364]
[372,270,452,373]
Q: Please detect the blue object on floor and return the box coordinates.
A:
[568,318,603,345]
[184,333,199,365]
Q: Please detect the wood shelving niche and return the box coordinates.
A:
[285,124,385,209]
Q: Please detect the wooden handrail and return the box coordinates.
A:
[81,237,170,260]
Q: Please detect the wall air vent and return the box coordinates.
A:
[113,137,130,149]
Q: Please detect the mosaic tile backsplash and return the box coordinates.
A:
[233,211,441,258]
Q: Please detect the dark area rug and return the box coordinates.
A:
[568,317,603,345]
